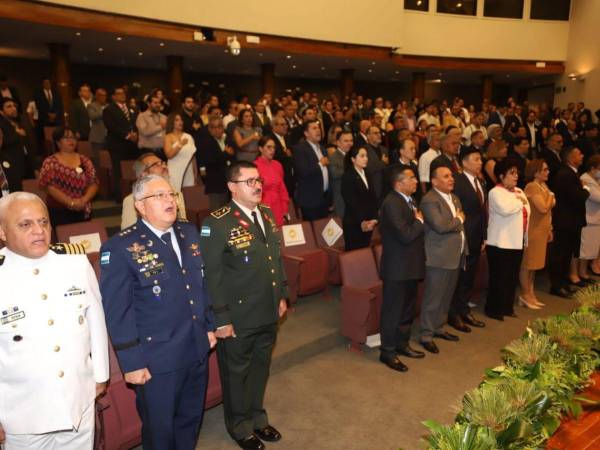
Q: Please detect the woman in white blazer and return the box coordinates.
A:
[485,158,531,321]
[577,155,600,280]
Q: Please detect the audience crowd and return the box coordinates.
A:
[1,74,600,371]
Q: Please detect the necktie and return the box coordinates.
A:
[119,103,130,121]
[474,178,484,208]
[251,211,266,243]
[46,90,53,108]
[161,232,176,256]
[408,198,417,211]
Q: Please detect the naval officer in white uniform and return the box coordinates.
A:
[0,192,109,450]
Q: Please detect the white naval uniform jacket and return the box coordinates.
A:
[0,247,110,434]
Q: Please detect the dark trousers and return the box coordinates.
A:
[549,229,581,289]
[449,251,480,319]
[135,358,208,450]
[380,279,418,355]
[485,245,523,317]
[216,323,277,440]
[343,222,372,251]
[300,201,329,221]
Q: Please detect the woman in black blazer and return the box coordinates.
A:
[341,145,379,251]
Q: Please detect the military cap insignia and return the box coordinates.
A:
[211,206,231,219]
[0,255,4,266]
[50,243,87,255]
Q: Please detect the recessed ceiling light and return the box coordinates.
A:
[116,36,122,41]
[417,0,422,5]
[457,2,463,8]
[138,52,143,56]
[286,55,292,59]
[368,69,373,73]
[259,53,263,57]
[292,65,297,69]
[98,47,103,52]
[321,67,326,70]
[371,61,376,65]
[224,49,229,53]
[159,42,165,47]
[506,74,511,78]
[75,32,81,36]
[395,70,399,74]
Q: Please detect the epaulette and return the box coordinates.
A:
[49,243,87,255]
[259,203,272,210]
[118,224,138,237]
[211,206,231,219]
[0,254,5,266]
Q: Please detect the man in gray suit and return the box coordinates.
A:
[87,87,108,166]
[419,165,467,354]
[330,130,353,217]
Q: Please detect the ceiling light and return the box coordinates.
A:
[457,2,463,8]
[368,69,373,73]
[292,65,297,69]
[417,0,422,5]
[159,42,165,47]
[116,36,122,41]
[395,70,399,74]
[138,51,143,56]
[259,53,263,57]
[286,55,292,59]
[75,32,81,36]
[371,61,376,66]
[98,48,103,52]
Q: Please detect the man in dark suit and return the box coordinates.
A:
[379,165,426,372]
[365,125,389,201]
[100,174,216,450]
[289,107,318,146]
[524,110,541,156]
[33,78,64,146]
[576,124,599,168]
[0,97,28,193]
[548,147,590,298]
[430,132,461,175]
[448,147,486,333]
[196,118,234,210]
[419,166,466,354]
[103,86,138,200]
[69,84,92,141]
[181,95,203,146]
[321,99,335,137]
[201,161,288,450]
[0,74,21,112]
[539,132,564,189]
[269,116,295,198]
[292,119,331,220]
[506,137,530,189]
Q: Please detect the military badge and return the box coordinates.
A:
[65,286,86,297]
[1,307,25,325]
[190,243,202,257]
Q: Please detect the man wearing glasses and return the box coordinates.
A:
[120,152,187,229]
[100,174,217,449]
[200,161,288,450]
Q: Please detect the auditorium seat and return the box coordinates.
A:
[119,160,137,201]
[311,216,345,285]
[22,178,47,203]
[278,221,329,304]
[287,199,301,223]
[373,244,382,273]
[182,185,211,227]
[339,247,383,351]
[76,141,92,158]
[98,150,112,199]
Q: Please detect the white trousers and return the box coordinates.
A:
[3,402,94,450]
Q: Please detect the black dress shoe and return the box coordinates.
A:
[236,434,265,450]
[434,331,459,341]
[570,280,587,288]
[549,287,572,299]
[486,312,504,321]
[254,425,282,442]
[566,284,579,293]
[379,353,409,372]
[462,313,485,328]
[581,277,597,285]
[448,317,471,333]
[396,345,425,359]
[420,340,439,354]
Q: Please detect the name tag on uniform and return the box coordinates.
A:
[1,311,25,325]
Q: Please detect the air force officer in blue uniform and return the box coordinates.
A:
[99,174,216,450]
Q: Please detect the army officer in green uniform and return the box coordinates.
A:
[200,160,288,450]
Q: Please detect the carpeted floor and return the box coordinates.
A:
[194,277,578,450]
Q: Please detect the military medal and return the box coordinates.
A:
[239,219,249,229]
[152,285,162,296]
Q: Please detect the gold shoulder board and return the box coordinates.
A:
[211,206,231,219]
[259,203,272,209]
[49,243,87,255]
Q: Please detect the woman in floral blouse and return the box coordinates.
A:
[39,127,99,226]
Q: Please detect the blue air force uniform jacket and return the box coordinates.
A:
[99,219,215,375]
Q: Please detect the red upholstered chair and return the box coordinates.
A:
[278,222,329,304]
[311,216,345,285]
[339,247,383,351]
[119,160,137,201]
[182,185,211,227]
[22,178,47,203]
[98,150,113,199]
[55,219,108,268]
[372,244,382,273]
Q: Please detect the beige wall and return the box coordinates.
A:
[554,0,600,111]
[41,0,570,61]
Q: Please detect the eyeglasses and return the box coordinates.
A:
[231,177,264,187]
[140,191,179,202]
[145,160,167,171]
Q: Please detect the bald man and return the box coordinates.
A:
[0,192,109,450]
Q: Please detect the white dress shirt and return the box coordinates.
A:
[308,140,329,191]
[527,122,537,147]
[142,219,182,266]
[355,167,369,188]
